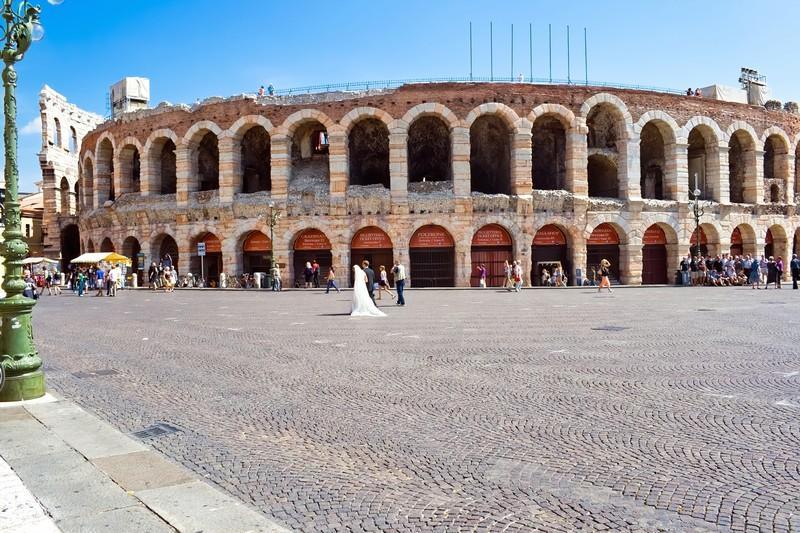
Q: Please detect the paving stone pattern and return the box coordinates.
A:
[33,287,800,532]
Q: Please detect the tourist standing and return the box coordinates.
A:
[392,260,406,306]
[303,261,313,288]
[76,269,86,297]
[598,259,613,293]
[790,254,800,290]
[765,256,777,290]
[775,257,784,289]
[502,260,511,289]
[377,265,395,300]
[312,260,320,288]
[477,264,487,288]
[148,262,159,290]
[759,256,769,285]
[271,263,282,291]
[749,258,761,289]
[325,266,341,294]
[512,261,523,292]
[679,256,689,286]
[95,267,105,296]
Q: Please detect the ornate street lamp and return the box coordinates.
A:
[0,0,62,401]
[689,173,706,258]
[258,201,280,287]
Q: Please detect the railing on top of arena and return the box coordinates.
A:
[273,76,686,97]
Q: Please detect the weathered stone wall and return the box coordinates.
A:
[74,83,800,286]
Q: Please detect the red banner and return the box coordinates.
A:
[731,227,743,245]
[351,226,392,250]
[472,224,512,247]
[410,225,454,248]
[642,225,667,245]
[243,231,271,252]
[295,229,331,251]
[202,233,221,254]
[690,227,707,246]
[588,223,620,245]
[533,224,567,246]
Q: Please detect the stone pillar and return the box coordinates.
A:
[221,237,238,280]
[389,128,409,214]
[666,243,680,284]
[270,133,290,200]
[113,154,129,196]
[747,149,763,204]
[175,145,194,206]
[713,142,728,204]
[94,159,112,207]
[514,236,532,287]
[328,126,347,214]
[511,121,532,195]
[455,243,471,287]
[218,134,238,203]
[786,154,796,205]
[670,141,688,202]
[140,151,156,197]
[620,139,641,200]
[452,126,470,197]
[570,241,587,286]
[333,247,351,288]
[565,125,588,195]
[619,243,642,285]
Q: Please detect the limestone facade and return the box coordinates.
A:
[68,83,800,286]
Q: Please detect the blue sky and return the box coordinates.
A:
[13,0,800,191]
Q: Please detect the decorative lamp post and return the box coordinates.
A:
[262,201,280,284]
[689,173,706,258]
[0,0,62,401]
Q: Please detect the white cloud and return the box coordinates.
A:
[20,116,41,136]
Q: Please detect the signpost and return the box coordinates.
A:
[197,242,206,284]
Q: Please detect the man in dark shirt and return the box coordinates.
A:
[791,254,800,290]
[361,260,376,304]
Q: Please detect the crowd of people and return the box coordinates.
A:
[678,253,800,289]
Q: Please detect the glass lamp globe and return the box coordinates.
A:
[30,22,44,41]
[47,0,64,5]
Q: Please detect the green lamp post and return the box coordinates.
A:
[0,0,62,401]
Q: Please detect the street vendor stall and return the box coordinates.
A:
[22,257,61,287]
[70,252,132,266]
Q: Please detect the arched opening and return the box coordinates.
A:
[348,118,389,188]
[122,236,142,285]
[531,224,570,286]
[687,126,716,199]
[97,138,114,203]
[470,115,511,194]
[728,130,756,203]
[86,239,95,253]
[241,126,271,193]
[764,135,788,203]
[531,115,566,190]
[292,229,332,288]
[74,181,79,214]
[641,225,668,284]
[154,234,179,269]
[100,237,115,253]
[409,225,455,287]
[770,184,781,203]
[408,116,451,185]
[59,177,70,214]
[639,122,666,200]
[290,120,329,191]
[242,231,273,275]
[195,131,219,191]
[191,233,223,286]
[730,227,744,257]
[119,144,141,194]
[350,226,394,287]
[587,154,619,198]
[690,225,720,258]
[82,159,94,210]
[60,225,80,272]
[69,127,77,153]
[148,138,177,195]
[587,223,621,283]
[470,224,513,287]
[53,117,62,147]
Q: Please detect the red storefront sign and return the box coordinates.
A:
[642,225,667,245]
[690,227,707,245]
[351,226,392,250]
[472,224,512,247]
[731,227,743,245]
[294,229,331,251]
[588,223,620,245]
[765,229,773,244]
[202,233,222,254]
[243,231,271,252]
[410,225,454,248]
[533,224,567,246]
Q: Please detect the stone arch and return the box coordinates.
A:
[144,129,179,195]
[347,117,390,188]
[240,125,271,193]
[96,135,115,204]
[152,233,179,268]
[727,127,758,204]
[281,109,336,137]
[122,236,143,283]
[470,113,512,194]
[638,118,677,200]
[732,223,758,256]
[401,103,460,130]
[765,224,790,266]
[407,114,452,183]
[584,97,632,199]
[86,239,95,253]
[227,115,275,141]
[587,154,618,198]
[183,122,222,192]
[59,176,70,214]
[464,102,521,129]
[689,222,722,257]
[684,117,722,201]
[340,106,394,134]
[81,156,94,210]
[100,237,115,253]
[633,111,681,141]
[60,224,81,272]
[585,219,629,245]
[528,103,576,130]
[531,113,567,191]
[69,126,77,152]
[117,137,143,195]
[284,111,333,189]
[762,129,790,203]
[579,93,633,127]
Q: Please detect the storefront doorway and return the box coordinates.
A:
[191,233,222,286]
[470,224,513,287]
[586,223,621,283]
[242,231,272,275]
[531,224,569,285]
[350,226,393,287]
[409,225,455,287]
[293,229,332,288]
[641,224,667,284]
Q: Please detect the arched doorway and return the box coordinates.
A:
[765,228,774,259]
[155,234,179,269]
[409,225,455,287]
[470,115,511,194]
[531,224,570,285]
[122,237,142,285]
[690,227,708,257]
[587,223,621,283]
[470,224,513,287]
[192,233,222,286]
[60,225,80,272]
[641,225,668,284]
[100,237,115,253]
[348,118,390,188]
[86,239,95,253]
[730,227,743,257]
[293,229,332,288]
[350,226,393,287]
[242,231,272,275]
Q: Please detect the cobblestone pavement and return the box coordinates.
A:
[31,286,800,532]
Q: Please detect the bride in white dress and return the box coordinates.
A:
[351,265,386,317]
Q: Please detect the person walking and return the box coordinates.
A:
[95,267,105,296]
[598,259,613,293]
[76,268,86,297]
[765,256,777,290]
[776,256,784,289]
[477,264,487,288]
[392,259,406,306]
[148,262,159,290]
[377,265,395,300]
[303,261,313,288]
[312,259,320,288]
[361,260,376,304]
[512,260,523,292]
[325,266,341,294]
[749,257,761,289]
[790,254,800,290]
[271,263,282,291]
[759,256,769,285]
[502,260,512,290]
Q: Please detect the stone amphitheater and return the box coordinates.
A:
[42,82,800,287]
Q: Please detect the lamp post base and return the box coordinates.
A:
[0,369,45,402]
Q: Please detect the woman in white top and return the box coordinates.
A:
[351,265,386,317]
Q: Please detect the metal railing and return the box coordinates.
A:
[274,76,685,96]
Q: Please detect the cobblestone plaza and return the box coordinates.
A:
[34,288,800,532]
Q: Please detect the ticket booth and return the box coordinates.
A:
[293,229,332,287]
[409,225,455,287]
[350,226,393,287]
[531,225,570,285]
[470,224,513,287]
[641,224,667,284]
[587,223,621,282]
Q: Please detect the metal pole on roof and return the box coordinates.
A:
[548,24,552,83]
[469,22,473,81]
[529,23,533,81]
[511,23,514,80]
[490,21,494,81]
[584,27,588,85]
[567,25,571,83]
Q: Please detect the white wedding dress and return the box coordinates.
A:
[351,265,386,317]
